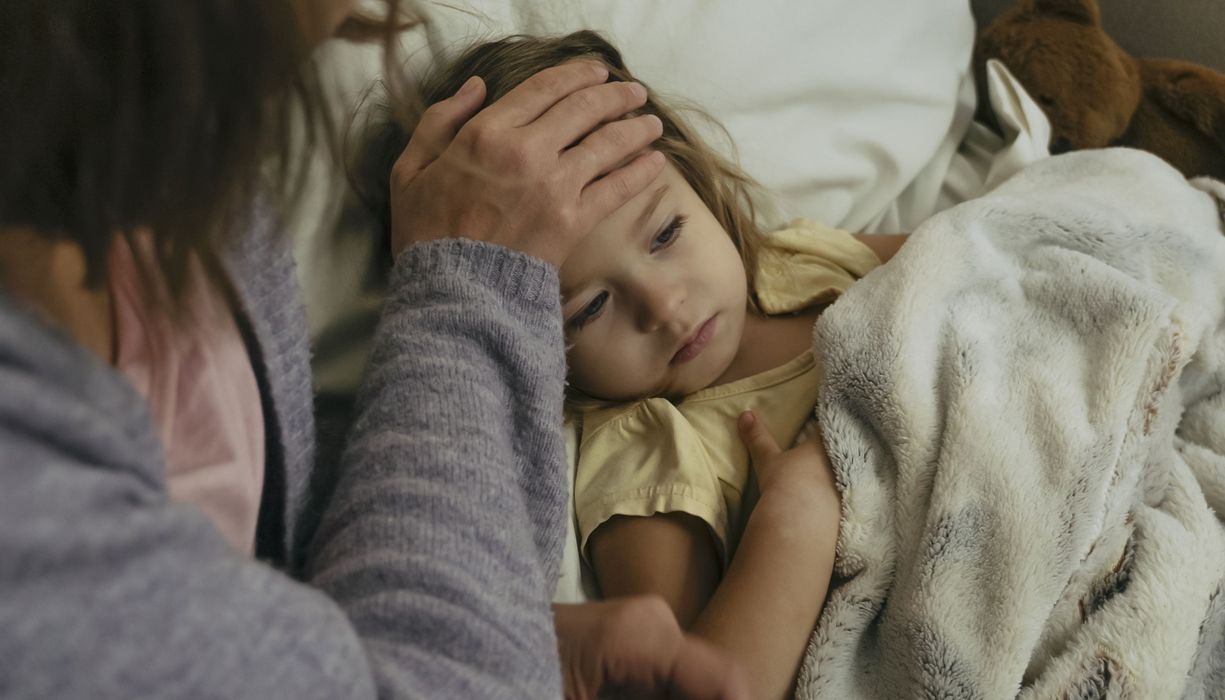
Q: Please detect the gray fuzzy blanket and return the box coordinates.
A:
[801,149,1225,699]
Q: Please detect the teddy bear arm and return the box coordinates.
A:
[1141,58,1225,153]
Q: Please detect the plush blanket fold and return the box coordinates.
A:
[801,149,1225,699]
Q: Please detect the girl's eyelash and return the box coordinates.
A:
[568,291,609,331]
[651,215,687,252]
[567,216,686,334]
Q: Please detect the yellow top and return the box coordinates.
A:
[573,220,881,566]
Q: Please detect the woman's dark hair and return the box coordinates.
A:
[355,30,763,289]
[0,0,410,304]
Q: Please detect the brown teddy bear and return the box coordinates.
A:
[975,0,1225,181]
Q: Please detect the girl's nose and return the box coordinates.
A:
[634,277,686,333]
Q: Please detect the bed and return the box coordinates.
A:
[298,1,1225,696]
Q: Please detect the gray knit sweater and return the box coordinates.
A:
[0,216,568,698]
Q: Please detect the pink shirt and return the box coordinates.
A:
[109,236,265,554]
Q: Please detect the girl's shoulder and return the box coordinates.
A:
[754,219,883,315]
[758,218,881,268]
[574,397,717,512]
[572,396,734,566]
[576,396,686,449]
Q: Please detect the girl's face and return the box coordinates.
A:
[561,163,748,402]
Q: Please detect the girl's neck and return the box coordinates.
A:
[711,306,821,387]
[0,227,115,364]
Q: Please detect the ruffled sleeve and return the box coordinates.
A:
[574,398,732,566]
[753,218,882,315]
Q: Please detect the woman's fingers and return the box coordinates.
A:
[486,60,610,127]
[393,75,487,182]
[554,599,749,700]
[533,80,649,148]
[566,113,663,183]
[579,150,666,229]
[570,113,666,225]
[667,636,752,700]
[389,63,661,267]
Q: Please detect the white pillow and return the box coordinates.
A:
[394,0,976,231]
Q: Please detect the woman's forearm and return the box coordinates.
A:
[307,240,570,697]
[691,490,840,700]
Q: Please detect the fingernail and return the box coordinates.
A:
[628,82,647,101]
[648,151,666,167]
[458,75,481,97]
[591,62,610,80]
[738,411,754,430]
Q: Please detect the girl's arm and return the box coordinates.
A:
[589,413,840,700]
[853,232,911,264]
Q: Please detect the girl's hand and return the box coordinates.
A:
[553,598,749,700]
[389,61,666,267]
[737,411,840,515]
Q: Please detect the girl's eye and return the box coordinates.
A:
[569,291,609,331]
[650,215,687,252]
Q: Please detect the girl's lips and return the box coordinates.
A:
[673,316,717,364]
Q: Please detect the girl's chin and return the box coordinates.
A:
[705,349,743,389]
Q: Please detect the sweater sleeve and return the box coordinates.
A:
[0,302,379,698]
[306,239,570,697]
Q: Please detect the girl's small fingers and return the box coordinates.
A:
[737,411,780,466]
[393,76,487,182]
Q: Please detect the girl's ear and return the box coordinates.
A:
[1026,0,1102,25]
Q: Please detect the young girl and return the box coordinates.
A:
[365,30,909,699]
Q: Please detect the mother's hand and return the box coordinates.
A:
[554,598,749,700]
[390,61,666,267]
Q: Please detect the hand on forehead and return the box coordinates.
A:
[388,59,665,266]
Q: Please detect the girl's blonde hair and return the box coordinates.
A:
[359,30,764,294]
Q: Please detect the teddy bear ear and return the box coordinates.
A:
[1025,0,1101,25]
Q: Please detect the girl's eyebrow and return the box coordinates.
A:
[561,184,670,302]
[633,185,669,234]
